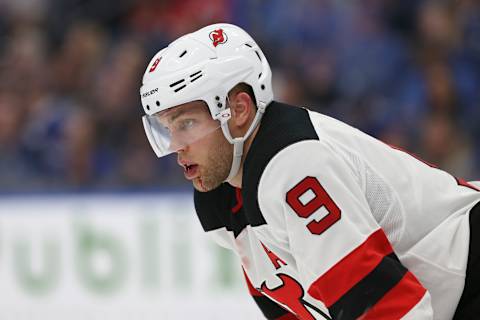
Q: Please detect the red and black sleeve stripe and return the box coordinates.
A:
[243,270,299,320]
[308,229,426,319]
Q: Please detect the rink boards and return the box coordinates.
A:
[0,192,263,320]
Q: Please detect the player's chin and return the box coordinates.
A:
[192,177,209,192]
[192,177,220,192]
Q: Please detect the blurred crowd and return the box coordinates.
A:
[0,0,479,192]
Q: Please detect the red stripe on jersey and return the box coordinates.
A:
[243,269,262,297]
[231,187,243,213]
[307,229,394,307]
[456,177,480,192]
[276,313,299,320]
[359,271,427,319]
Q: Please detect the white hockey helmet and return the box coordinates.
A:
[140,23,273,181]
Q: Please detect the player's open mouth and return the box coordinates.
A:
[184,164,199,180]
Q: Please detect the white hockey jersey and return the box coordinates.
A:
[194,101,480,320]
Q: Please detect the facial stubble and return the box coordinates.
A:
[192,134,233,192]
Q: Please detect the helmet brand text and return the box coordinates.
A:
[142,88,158,98]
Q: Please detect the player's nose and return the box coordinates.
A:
[169,135,185,153]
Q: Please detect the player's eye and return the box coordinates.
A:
[177,119,195,131]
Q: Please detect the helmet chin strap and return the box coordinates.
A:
[225,136,244,182]
[219,101,266,183]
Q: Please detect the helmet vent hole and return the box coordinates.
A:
[156,101,160,106]
[174,84,187,92]
[190,70,202,77]
[146,105,150,110]
[261,84,265,90]
[179,50,187,58]
[258,73,262,79]
[189,70,203,83]
[245,43,253,48]
[255,51,262,61]
[169,79,185,88]
[190,74,203,83]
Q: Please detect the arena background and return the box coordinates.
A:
[0,0,479,319]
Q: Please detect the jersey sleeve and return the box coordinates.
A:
[257,140,433,319]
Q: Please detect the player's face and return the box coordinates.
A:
[159,101,232,192]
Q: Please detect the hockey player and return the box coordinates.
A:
[139,23,480,319]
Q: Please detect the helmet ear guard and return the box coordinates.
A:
[139,23,273,181]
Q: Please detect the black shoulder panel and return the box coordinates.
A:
[242,101,319,226]
[194,184,251,238]
[194,184,229,232]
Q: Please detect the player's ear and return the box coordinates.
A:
[229,91,254,128]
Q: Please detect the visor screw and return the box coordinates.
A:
[215,96,220,101]
[217,103,222,108]
[156,101,160,106]
[261,84,265,90]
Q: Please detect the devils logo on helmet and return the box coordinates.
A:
[209,29,228,47]
[149,57,161,73]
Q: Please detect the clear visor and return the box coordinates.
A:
[142,106,222,157]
